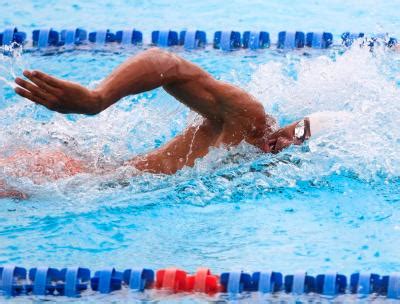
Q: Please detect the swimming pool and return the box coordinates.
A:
[1,0,400,302]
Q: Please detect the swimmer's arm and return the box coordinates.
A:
[15,48,206,115]
[94,48,266,125]
[14,48,267,128]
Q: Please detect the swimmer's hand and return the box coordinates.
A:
[0,190,28,200]
[14,70,102,115]
[0,181,28,200]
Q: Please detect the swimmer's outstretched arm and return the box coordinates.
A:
[14,48,267,128]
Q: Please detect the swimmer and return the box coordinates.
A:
[4,48,327,198]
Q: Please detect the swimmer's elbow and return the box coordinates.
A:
[147,48,181,67]
[146,48,185,81]
[146,47,169,57]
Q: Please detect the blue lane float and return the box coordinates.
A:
[315,273,347,295]
[179,30,207,49]
[1,28,398,51]
[90,268,123,294]
[28,267,61,296]
[115,29,143,45]
[1,28,15,46]
[32,29,60,48]
[350,272,381,295]
[152,30,179,47]
[220,271,252,293]
[306,32,333,49]
[284,272,315,294]
[0,266,26,296]
[382,273,400,299]
[213,31,241,51]
[242,31,270,49]
[89,30,116,44]
[60,267,91,297]
[277,31,305,49]
[59,28,87,46]
[0,28,27,46]
[123,268,154,291]
[252,271,282,292]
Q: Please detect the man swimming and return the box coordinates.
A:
[2,48,317,198]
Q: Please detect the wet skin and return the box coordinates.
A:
[2,48,310,198]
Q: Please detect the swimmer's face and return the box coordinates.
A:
[267,118,311,153]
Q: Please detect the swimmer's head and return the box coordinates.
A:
[265,111,351,153]
[266,118,311,153]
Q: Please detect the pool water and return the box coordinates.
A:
[2,0,400,302]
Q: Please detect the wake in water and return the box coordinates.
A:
[0,42,400,203]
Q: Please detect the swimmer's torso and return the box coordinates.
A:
[129,93,276,174]
[129,120,266,174]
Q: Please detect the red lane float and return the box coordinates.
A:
[186,267,221,293]
[156,268,188,292]
[155,267,221,293]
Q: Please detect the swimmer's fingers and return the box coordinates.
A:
[14,86,36,101]
[23,71,62,96]
[25,70,64,88]
[15,77,57,103]
[14,86,58,111]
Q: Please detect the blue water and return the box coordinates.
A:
[2,0,400,302]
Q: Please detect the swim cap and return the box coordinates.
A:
[307,111,353,137]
